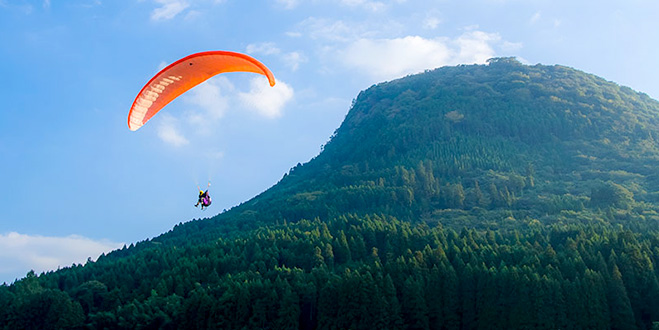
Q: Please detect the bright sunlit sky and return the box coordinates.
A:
[1,0,658,284]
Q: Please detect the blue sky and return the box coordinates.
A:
[1,0,658,284]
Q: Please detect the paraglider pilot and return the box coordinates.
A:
[195,184,212,210]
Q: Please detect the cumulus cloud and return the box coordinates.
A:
[185,77,232,123]
[157,114,189,147]
[239,78,294,118]
[0,232,124,283]
[292,17,515,82]
[179,77,234,136]
[147,73,294,147]
[338,36,451,81]
[452,30,500,63]
[336,31,503,82]
[150,0,189,21]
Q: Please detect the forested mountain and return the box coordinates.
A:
[3,57,659,329]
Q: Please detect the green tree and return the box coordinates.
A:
[276,285,300,329]
[607,265,637,330]
[401,277,429,330]
[590,182,634,209]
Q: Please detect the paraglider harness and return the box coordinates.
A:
[195,184,212,210]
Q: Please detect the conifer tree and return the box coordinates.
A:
[608,265,638,330]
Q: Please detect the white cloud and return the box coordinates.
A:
[181,77,233,136]
[185,77,232,123]
[282,51,306,71]
[148,0,229,21]
[183,9,202,21]
[452,30,500,63]
[246,42,281,56]
[293,18,513,82]
[239,78,294,118]
[149,73,293,146]
[157,114,189,147]
[423,16,441,30]
[286,31,303,38]
[528,11,561,28]
[293,16,406,46]
[150,0,189,21]
[296,17,357,42]
[338,36,451,81]
[500,40,524,53]
[336,31,504,82]
[0,232,124,284]
[247,42,307,71]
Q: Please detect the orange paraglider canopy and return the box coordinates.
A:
[128,51,276,131]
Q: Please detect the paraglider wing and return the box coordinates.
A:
[128,51,276,131]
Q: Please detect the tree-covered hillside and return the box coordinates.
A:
[243,57,659,230]
[3,58,659,329]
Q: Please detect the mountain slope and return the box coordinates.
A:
[3,58,659,329]
[202,57,659,232]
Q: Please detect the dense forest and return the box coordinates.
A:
[3,58,659,329]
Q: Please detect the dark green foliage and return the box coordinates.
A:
[591,182,635,209]
[6,217,659,329]
[4,58,659,328]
